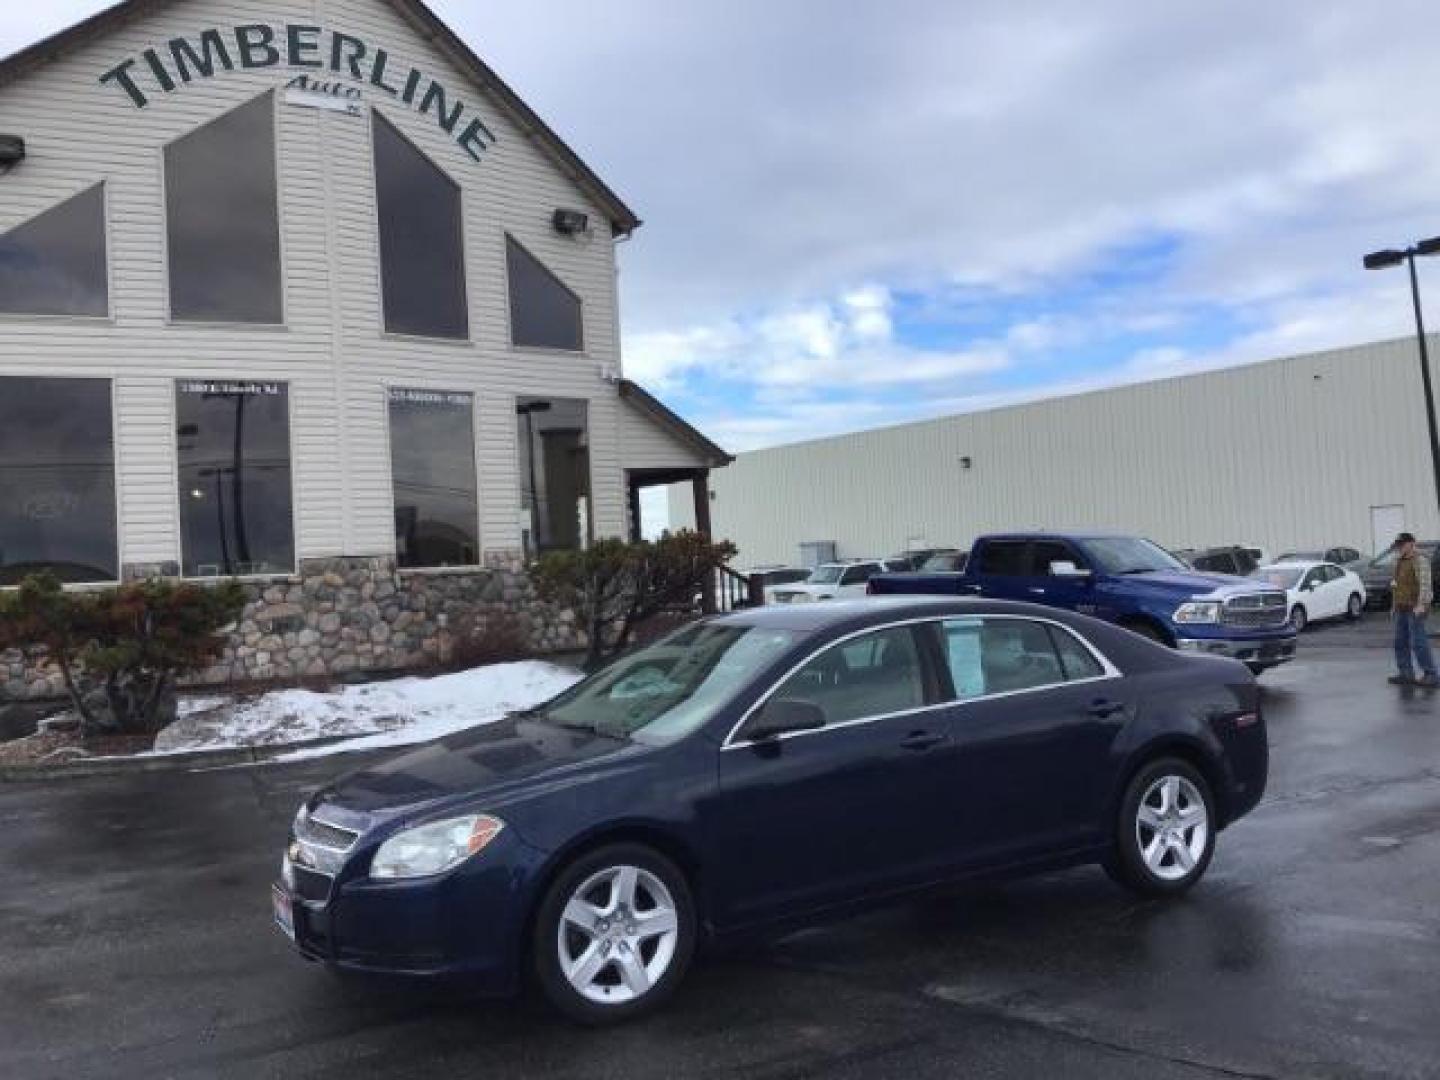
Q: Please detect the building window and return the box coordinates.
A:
[372,111,468,339]
[164,92,282,323]
[517,397,591,556]
[0,184,108,318]
[176,381,294,577]
[0,378,117,585]
[388,388,479,568]
[506,236,582,351]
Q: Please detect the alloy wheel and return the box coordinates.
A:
[1134,774,1209,882]
[1348,594,1363,619]
[556,864,680,1005]
[1291,606,1307,632]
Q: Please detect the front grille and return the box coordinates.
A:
[296,812,359,852]
[1222,591,1289,629]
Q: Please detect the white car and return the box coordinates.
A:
[1250,560,1366,632]
[770,560,897,603]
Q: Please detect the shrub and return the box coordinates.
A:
[531,531,737,670]
[449,611,535,669]
[0,573,246,737]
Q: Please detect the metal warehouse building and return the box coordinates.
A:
[670,336,1440,569]
[0,0,730,700]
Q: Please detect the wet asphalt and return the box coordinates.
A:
[1,615,1438,1080]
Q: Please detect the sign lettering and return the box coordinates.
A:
[98,25,496,161]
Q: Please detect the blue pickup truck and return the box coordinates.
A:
[869,532,1297,673]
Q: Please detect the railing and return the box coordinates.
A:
[708,566,763,614]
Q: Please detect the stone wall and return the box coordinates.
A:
[1,551,585,701]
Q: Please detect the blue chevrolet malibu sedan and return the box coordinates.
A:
[274,597,1267,1023]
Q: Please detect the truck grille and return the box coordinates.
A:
[295,812,359,852]
[1222,591,1289,629]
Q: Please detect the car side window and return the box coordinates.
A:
[764,626,925,728]
[1046,625,1105,679]
[941,617,1068,699]
[977,542,1026,575]
[1030,541,1078,575]
[1302,568,1323,590]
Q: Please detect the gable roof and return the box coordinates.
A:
[0,0,641,235]
[619,379,733,469]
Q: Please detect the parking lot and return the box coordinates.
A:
[2,615,1438,1080]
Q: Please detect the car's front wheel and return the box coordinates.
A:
[1290,605,1308,632]
[532,844,696,1024]
[1106,758,1216,896]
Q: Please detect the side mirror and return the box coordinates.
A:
[1049,560,1091,579]
[744,698,826,742]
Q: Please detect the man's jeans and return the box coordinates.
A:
[1394,610,1438,679]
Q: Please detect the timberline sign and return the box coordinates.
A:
[98,24,496,161]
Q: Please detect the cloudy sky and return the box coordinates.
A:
[6,2,1440,453]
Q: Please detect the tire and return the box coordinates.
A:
[1105,757,1216,897]
[1290,605,1308,633]
[1122,620,1171,647]
[1346,593,1363,621]
[532,843,696,1025]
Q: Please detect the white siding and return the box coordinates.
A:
[676,338,1440,567]
[0,0,677,570]
[618,397,712,471]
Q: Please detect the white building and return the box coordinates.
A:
[0,0,728,698]
[671,337,1440,568]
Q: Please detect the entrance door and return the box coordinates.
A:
[1371,505,1406,557]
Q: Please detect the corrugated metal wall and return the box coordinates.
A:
[674,337,1440,567]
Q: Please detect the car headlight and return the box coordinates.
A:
[1174,601,1223,625]
[370,815,505,880]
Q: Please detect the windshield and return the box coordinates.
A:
[1252,567,1302,589]
[808,565,843,584]
[1078,537,1188,575]
[532,624,798,745]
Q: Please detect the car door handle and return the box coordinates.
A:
[899,731,947,751]
[1087,700,1125,719]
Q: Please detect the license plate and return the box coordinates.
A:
[272,884,295,942]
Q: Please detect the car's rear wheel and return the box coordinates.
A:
[1106,758,1216,896]
[1346,593,1364,621]
[532,844,696,1024]
[1290,605,1308,632]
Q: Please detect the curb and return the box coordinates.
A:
[0,733,361,783]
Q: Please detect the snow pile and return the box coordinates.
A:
[152,661,582,759]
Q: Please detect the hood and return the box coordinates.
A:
[309,715,646,820]
[1118,569,1275,600]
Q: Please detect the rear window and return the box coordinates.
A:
[921,553,966,572]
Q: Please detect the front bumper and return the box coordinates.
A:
[274,832,547,992]
[1176,634,1298,667]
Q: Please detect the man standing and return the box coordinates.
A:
[1390,532,1438,687]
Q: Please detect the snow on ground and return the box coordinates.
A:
[152,661,582,760]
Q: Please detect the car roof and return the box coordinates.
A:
[1263,559,1328,569]
[711,596,1081,634]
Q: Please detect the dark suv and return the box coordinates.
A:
[1359,543,1440,609]
[1177,546,1260,577]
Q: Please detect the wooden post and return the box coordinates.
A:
[627,476,643,543]
[693,470,716,613]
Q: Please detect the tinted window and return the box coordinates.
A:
[942,617,1066,698]
[921,553,965,572]
[1031,540,1077,575]
[165,93,281,323]
[0,378,116,584]
[1047,625,1105,680]
[507,236,583,351]
[373,111,468,339]
[389,389,478,568]
[770,626,924,726]
[176,381,294,576]
[840,564,877,585]
[977,541,1026,575]
[517,397,590,555]
[0,184,108,317]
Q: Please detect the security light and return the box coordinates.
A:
[1363,249,1405,270]
[552,208,589,235]
[0,135,24,170]
[1416,237,1440,257]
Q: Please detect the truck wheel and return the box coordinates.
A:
[1122,620,1171,647]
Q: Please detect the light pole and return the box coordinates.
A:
[1364,237,1440,519]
